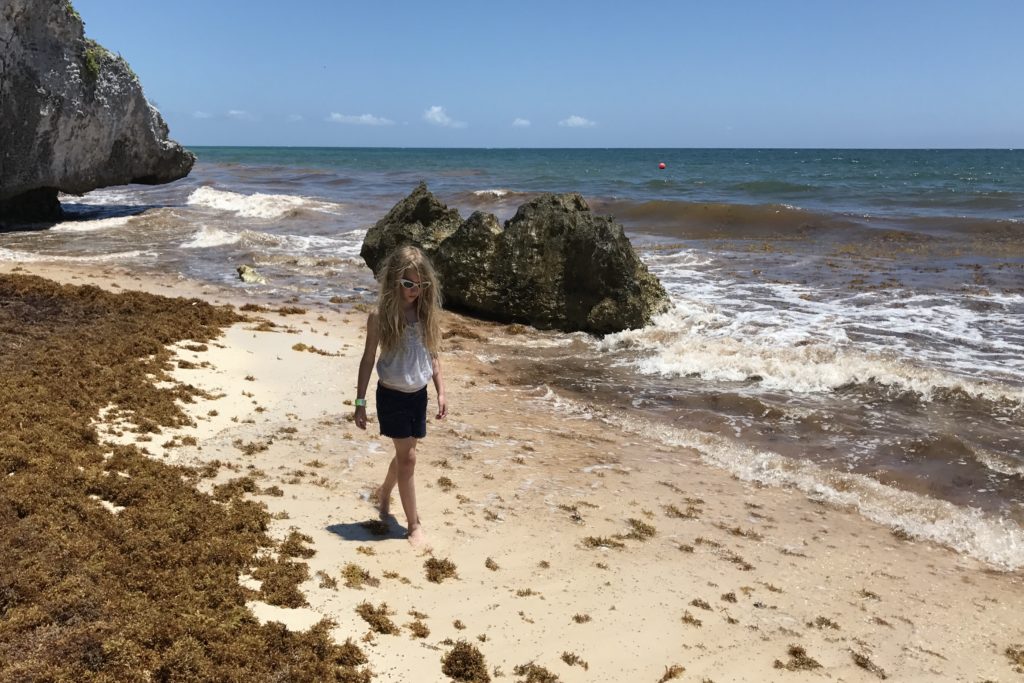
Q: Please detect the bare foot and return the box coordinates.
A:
[407,525,430,550]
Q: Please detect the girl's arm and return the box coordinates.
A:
[354,311,379,430]
[432,354,447,419]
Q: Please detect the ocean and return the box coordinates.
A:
[3,147,1022,569]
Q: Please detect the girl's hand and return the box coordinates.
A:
[354,405,367,430]
[435,393,448,420]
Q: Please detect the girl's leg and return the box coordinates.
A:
[392,436,426,546]
[376,455,398,518]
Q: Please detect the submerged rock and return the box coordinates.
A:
[0,0,194,225]
[236,265,266,284]
[361,185,670,335]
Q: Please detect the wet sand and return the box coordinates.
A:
[4,260,1024,682]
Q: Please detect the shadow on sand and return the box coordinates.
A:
[327,515,406,543]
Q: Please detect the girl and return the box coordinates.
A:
[354,245,447,548]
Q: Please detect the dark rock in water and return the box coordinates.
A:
[362,185,670,335]
[0,189,64,227]
[360,182,463,273]
[0,0,194,225]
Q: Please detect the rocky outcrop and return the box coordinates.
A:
[360,182,463,269]
[362,185,670,335]
[0,0,194,225]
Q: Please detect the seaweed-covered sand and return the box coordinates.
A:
[2,262,1023,682]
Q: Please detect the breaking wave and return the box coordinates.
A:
[186,187,343,219]
[0,247,155,263]
[603,310,1024,407]
[50,216,136,233]
[181,226,241,249]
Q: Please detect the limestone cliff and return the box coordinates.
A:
[0,0,193,223]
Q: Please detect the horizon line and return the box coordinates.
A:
[182,144,1021,152]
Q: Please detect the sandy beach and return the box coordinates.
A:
[2,260,1023,683]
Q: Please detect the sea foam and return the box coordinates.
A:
[181,226,241,249]
[50,215,136,233]
[186,187,342,219]
[0,248,155,263]
[618,247,1024,403]
[232,230,363,258]
[62,188,145,206]
[604,310,1024,407]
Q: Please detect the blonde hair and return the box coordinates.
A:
[376,245,443,356]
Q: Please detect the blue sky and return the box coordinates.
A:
[73,0,1023,148]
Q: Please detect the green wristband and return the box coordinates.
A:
[354,398,367,408]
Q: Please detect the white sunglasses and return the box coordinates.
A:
[399,278,429,290]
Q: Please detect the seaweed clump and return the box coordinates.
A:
[582,536,625,550]
[407,619,430,639]
[560,652,588,670]
[212,475,260,501]
[425,557,459,583]
[658,665,685,682]
[0,275,370,681]
[773,645,822,671]
[343,563,380,590]
[441,640,490,682]
[664,504,701,519]
[1007,645,1024,673]
[252,555,310,607]
[624,518,656,540]
[355,601,398,635]
[851,650,888,679]
[512,662,561,682]
[279,530,315,558]
[808,616,839,630]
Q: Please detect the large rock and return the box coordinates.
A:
[362,185,670,335]
[436,211,505,314]
[0,0,194,225]
[360,182,463,273]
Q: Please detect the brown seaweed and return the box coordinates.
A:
[441,640,490,682]
[0,274,370,681]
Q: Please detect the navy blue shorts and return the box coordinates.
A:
[376,383,428,439]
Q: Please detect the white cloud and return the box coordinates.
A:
[423,106,466,128]
[558,115,596,128]
[227,109,256,121]
[287,114,304,122]
[192,111,212,119]
[512,118,531,127]
[328,112,394,126]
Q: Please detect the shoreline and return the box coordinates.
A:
[3,260,1023,681]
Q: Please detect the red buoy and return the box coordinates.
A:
[658,162,666,170]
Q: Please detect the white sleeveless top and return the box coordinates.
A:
[377,322,433,392]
